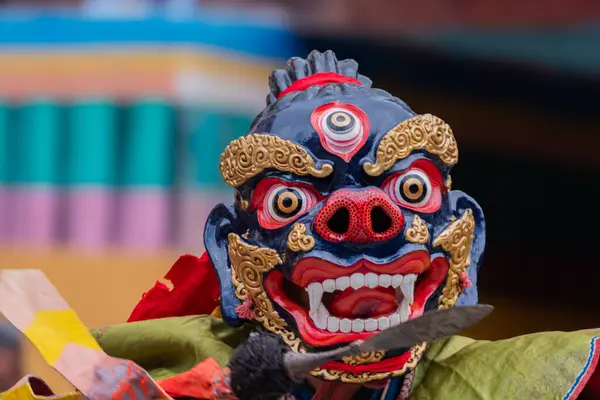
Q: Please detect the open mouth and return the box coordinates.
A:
[264,251,449,347]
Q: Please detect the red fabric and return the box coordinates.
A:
[277,72,362,99]
[127,252,220,322]
[581,365,600,399]
[157,357,222,399]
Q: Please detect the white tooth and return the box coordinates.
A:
[392,274,403,288]
[323,279,336,293]
[327,317,340,333]
[378,316,390,330]
[351,319,365,332]
[365,318,378,332]
[311,303,329,330]
[306,282,324,314]
[401,274,417,304]
[336,276,350,291]
[379,274,392,288]
[399,299,411,323]
[340,318,352,333]
[365,273,378,288]
[350,273,365,289]
[390,312,401,327]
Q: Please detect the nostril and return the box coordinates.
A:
[371,206,392,233]
[328,208,350,234]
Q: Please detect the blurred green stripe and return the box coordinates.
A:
[122,99,174,187]
[16,100,61,184]
[0,103,8,183]
[1,99,257,189]
[190,109,226,187]
[67,100,117,185]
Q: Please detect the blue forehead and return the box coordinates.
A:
[250,85,418,174]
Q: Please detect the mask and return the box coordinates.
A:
[205,50,485,384]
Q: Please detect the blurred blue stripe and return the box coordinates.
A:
[0,15,299,59]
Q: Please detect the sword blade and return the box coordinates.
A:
[359,304,494,353]
[284,304,494,380]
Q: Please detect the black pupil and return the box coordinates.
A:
[273,188,302,218]
[400,175,428,204]
[326,112,355,134]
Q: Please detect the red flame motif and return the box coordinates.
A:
[310,102,370,162]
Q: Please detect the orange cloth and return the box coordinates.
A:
[157,358,222,399]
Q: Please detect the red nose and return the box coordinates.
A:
[314,188,404,244]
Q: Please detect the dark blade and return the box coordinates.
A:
[284,304,494,380]
[359,304,494,353]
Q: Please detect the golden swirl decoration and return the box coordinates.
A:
[363,114,458,176]
[220,134,334,188]
[228,233,428,383]
[342,351,386,366]
[405,215,429,244]
[433,209,475,309]
[228,233,304,352]
[287,223,315,252]
[311,343,427,383]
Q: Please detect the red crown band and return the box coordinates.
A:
[277,72,362,99]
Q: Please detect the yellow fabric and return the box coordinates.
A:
[0,379,81,400]
[23,310,102,365]
[411,330,600,399]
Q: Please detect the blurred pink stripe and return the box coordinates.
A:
[0,187,8,243]
[66,189,114,250]
[118,190,170,250]
[12,187,58,246]
[176,189,232,253]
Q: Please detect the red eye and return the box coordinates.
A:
[382,160,444,213]
[251,178,321,229]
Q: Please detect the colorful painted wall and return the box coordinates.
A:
[0,13,300,253]
[0,11,300,390]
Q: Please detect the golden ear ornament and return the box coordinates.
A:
[405,215,430,244]
[433,209,475,309]
[227,233,303,353]
[363,114,458,177]
[287,223,316,252]
[220,134,334,188]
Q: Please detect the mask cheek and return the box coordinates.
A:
[204,203,244,327]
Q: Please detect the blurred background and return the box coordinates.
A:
[0,0,599,393]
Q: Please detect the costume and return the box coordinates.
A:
[1,50,600,400]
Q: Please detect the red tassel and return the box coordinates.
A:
[235,297,255,320]
[460,271,472,290]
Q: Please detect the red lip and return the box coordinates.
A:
[264,254,449,347]
[291,251,431,287]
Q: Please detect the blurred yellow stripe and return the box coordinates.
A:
[0,50,274,81]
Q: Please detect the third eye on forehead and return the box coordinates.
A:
[329,112,355,132]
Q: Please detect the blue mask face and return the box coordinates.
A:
[204,50,485,384]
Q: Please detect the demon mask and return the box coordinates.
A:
[205,50,485,383]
